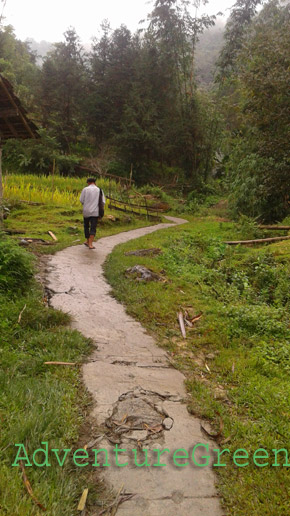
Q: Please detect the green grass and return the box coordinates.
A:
[104,208,290,515]
[0,172,162,514]
[3,202,160,254]
[0,234,99,514]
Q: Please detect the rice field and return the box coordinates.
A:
[3,173,123,206]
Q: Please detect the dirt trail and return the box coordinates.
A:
[47,217,222,516]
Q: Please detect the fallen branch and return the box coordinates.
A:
[259,225,290,230]
[44,361,76,366]
[48,231,58,242]
[178,311,186,339]
[191,312,203,324]
[225,235,290,245]
[20,461,46,512]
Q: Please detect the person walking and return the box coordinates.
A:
[80,177,105,249]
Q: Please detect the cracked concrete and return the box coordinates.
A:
[47,216,223,516]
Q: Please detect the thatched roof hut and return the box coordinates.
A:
[0,74,39,141]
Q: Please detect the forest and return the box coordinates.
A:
[0,0,289,222]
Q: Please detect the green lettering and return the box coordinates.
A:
[132,448,150,467]
[33,441,51,467]
[213,448,230,467]
[73,449,89,467]
[252,448,268,467]
[192,444,210,467]
[272,448,290,467]
[12,444,32,467]
[92,448,110,467]
[153,448,170,467]
[233,449,249,467]
[51,448,71,467]
[173,448,189,467]
[114,444,128,467]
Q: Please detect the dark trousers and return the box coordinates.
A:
[84,217,98,238]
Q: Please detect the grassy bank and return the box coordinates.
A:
[104,209,290,515]
[0,236,99,515]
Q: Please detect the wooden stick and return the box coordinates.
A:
[51,159,55,201]
[178,312,186,339]
[225,236,290,245]
[20,461,46,511]
[44,361,76,366]
[48,231,58,241]
[259,225,290,230]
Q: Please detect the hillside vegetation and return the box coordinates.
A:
[105,204,290,515]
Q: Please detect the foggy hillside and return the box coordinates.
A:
[26,38,53,64]
[195,19,225,87]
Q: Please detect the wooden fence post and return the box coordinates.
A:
[51,158,55,202]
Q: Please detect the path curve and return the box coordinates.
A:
[47,217,222,516]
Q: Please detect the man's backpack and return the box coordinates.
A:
[98,188,105,218]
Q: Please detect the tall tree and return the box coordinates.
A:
[216,0,263,81]
[226,1,290,221]
[40,28,87,151]
[0,24,40,113]
[145,0,217,179]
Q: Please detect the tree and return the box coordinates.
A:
[0,24,40,113]
[216,0,264,81]
[226,1,290,221]
[40,28,88,151]
[143,0,218,179]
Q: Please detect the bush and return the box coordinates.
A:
[228,149,290,223]
[0,236,34,294]
[3,129,80,176]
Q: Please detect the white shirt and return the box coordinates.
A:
[80,184,106,217]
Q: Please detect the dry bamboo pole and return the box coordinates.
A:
[144,196,149,220]
[225,236,290,245]
[51,158,55,202]
[259,225,290,230]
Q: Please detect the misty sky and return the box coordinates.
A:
[3,0,233,43]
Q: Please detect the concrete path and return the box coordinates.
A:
[47,217,222,516]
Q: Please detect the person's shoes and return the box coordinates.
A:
[89,246,95,250]
[84,242,89,247]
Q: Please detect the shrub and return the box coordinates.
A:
[3,129,81,176]
[0,236,34,294]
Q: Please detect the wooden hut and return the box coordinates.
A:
[0,73,39,218]
[0,74,39,140]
